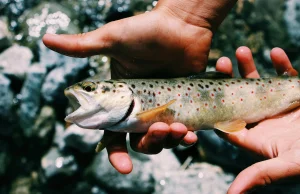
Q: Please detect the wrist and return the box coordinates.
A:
[155,0,237,31]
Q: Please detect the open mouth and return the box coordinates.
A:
[65,89,81,111]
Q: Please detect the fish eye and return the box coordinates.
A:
[82,82,97,92]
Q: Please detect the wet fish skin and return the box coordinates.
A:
[65,76,300,133]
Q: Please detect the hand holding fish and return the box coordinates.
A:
[43,0,238,174]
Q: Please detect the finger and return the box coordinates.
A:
[215,129,252,151]
[228,158,300,194]
[180,131,198,147]
[42,21,120,57]
[270,47,298,76]
[164,123,188,148]
[236,46,260,78]
[130,122,171,154]
[105,131,133,174]
[216,57,234,77]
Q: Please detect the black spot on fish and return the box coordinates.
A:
[237,80,241,83]
[161,86,164,89]
[218,82,223,85]
[131,84,136,89]
[190,83,194,87]
[144,89,147,93]
[269,81,272,84]
[149,84,153,88]
[149,99,152,103]
[209,82,213,85]
[104,81,113,84]
[181,81,185,84]
[178,85,181,88]
[96,81,101,84]
[142,82,145,85]
[155,81,159,84]
[118,85,123,88]
[121,96,124,99]
[231,82,235,84]
[205,85,209,88]
[198,84,204,89]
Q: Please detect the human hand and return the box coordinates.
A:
[216,47,300,194]
[43,0,237,174]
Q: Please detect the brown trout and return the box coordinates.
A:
[64,73,300,135]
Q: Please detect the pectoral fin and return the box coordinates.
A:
[214,119,246,133]
[137,99,176,122]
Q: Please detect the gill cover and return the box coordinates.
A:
[65,81,133,129]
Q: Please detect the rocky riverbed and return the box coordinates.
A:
[0,0,300,193]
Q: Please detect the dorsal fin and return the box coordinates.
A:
[188,72,232,79]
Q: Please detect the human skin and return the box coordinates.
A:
[43,0,238,174]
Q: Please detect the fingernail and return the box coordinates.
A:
[180,141,196,147]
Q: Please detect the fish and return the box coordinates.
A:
[64,73,300,151]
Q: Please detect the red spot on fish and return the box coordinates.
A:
[240,86,243,89]
[177,113,180,116]
[222,99,225,103]
[270,89,273,92]
[158,91,161,95]
[205,103,208,107]
[178,94,181,96]
[190,100,193,103]
[283,94,286,96]
[246,82,249,85]
[157,103,160,106]
[262,84,265,87]
[180,104,182,108]
[232,93,234,95]
[167,88,171,91]
[264,97,266,99]
[153,92,156,96]
[213,106,217,109]
[178,85,181,88]
[188,87,191,91]
[292,86,295,88]
[232,102,235,104]
[278,83,281,85]
[186,93,188,96]
[197,108,199,111]
[211,93,215,97]
[251,91,254,94]
[149,99,152,103]
[218,88,221,91]
[141,100,144,103]
[197,93,200,97]
[241,98,243,102]
[225,84,229,87]
[298,80,300,83]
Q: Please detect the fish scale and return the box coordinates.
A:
[65,75,300,133]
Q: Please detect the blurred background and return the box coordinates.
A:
[0,0,300,193]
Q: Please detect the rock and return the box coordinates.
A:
[86,148,155,194]
[61,124,103,153]
[154,162,234,194]
[19,64,47,137]
[30,106,56,150]
[0,44,33,79]
[72,181,108,194]
[41,56,88,105]
[0,141,10,177]
[40,147,78,185]
[10,177,32,194]
[0,17,12,52]
[0,73,14,136]
[53,122,66,149]
[196,131,257,171]
[18,2,79,50]
[88,55,111,79]
[284,0,300,47]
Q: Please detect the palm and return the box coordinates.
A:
[108,11,212,78]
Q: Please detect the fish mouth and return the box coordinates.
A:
[64,89,85,122]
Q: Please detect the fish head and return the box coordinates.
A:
[64,80,134,129]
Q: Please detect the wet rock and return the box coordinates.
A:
[61,124,103,153]
[41,56,88,105]
[19,64,46,137]
[196,131,257,171]
[86,148,155,194]
[10,177,32,194]
[0,73,14,136]
[18,2,79,50]
[154,162,234,194]
[88,55,111,79]
[284,0,300,47]
[40,147,78,185]
[0,44,33,79]
[0,17,12,52]
[105,0,134,23]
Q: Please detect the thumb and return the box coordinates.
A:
[42,21,121,57]
[228,158,300,194]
